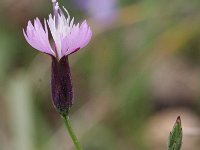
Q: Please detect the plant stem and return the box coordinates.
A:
[62,115,82,150]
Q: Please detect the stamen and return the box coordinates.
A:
[62,6,70,19]
[55,3,59,14]
[54,2,59,29]
[55,2,59,9]
[52,0,57,13]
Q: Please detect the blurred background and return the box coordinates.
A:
[0,0,200,149]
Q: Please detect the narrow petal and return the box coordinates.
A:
[63,21,92,56]
[23,19,55,56]
[78,21,92,48]
[61,23,80,55]
[47,14,62,59]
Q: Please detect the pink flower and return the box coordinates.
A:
[23,0,92,60]
[23,0,92,116]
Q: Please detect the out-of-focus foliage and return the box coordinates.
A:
[0,0,200,150]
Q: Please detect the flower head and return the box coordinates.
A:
[23,0,92,116]
[23,0,92,60]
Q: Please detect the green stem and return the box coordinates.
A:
[62,115,82,150]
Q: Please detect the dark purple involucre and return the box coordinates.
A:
[51,56,73,116]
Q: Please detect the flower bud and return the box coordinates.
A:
[168,116,182,150]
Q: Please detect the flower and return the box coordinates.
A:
[23,0,92,60]
[23,0,92,116]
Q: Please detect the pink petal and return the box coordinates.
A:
[23,19,55,56]
[62,21,92,56]
[78,22,92,48]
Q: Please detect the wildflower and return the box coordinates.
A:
[23,0,92,116]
